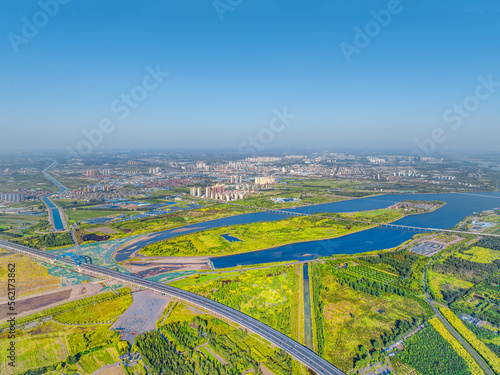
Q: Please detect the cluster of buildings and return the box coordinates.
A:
[85,169,111,178]
[190,184,246,201]
[0,192,25,202]
[254,175,275,186]
[72,185,113,195]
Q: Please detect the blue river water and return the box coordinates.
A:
[221,234,242,242]
[41,196,65,231]
[41,164,66,231]
[115,192,500,267]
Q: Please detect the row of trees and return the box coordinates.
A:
[434,256,500,283]
[14,232,73,249]
[310,264,326,356]
[397,324,476,375]
[363,251,420,278]
[332,271,408,297]
[476,236,500,251]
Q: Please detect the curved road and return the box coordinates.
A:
[0,239,345,375]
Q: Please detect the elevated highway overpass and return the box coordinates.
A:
[0,239,345,375]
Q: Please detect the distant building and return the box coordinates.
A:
[149,167,161,175]
[0,192,25,202]
[255,176,275,185]
[86,170,98,178]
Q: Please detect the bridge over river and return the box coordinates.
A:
[262,207,500,238]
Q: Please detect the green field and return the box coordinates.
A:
[54,292,133,324]
[311,262,430,372]
[457,246,500,264]
[67,209,137,222]
[0,321,120,374]
[78,202,258,240]
[428,269,475,301]
[0,288,132,330]
[141,216,371,257]
[0,254,61,299]
[170,265,301,342]
[345,265,398,284]
[153,302,304,375]
[337,208,405,223]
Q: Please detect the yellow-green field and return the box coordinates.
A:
[54,292,133,324]
[319,280,428,372]
[0,321,119,374]
[338,208,404,223]
[428,269,474,300]
[456,246,500,263]
[141,216,371,256]
[170,265,301,342]
[0,254,61,299]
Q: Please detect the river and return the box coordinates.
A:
[41,162,67,231]
[115,192,500,267]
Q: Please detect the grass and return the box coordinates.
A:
[0,321,119,374]
[317,278,429,372]
[67,325,119,355]
[0,288,132,330]
[141,216,372,257]
[170,265,301,342]
[345,265,398,284]
[0,254,61,299]
[67,209,136,222]
[428,269,475,301]
[54,292,133,324]
[76,346,120,374]
[83,202,258,240]
[0,333,66,374]
[199,345,219,362]
[457,246,500,264]
[170,272,240,288]
[337,208,405,223]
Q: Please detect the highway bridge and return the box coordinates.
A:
[0,239,345,375]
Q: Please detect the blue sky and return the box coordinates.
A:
[1,0,500,153]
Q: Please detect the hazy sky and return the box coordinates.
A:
[1,1,500,154]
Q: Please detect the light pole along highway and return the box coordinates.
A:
[0,239,345,375]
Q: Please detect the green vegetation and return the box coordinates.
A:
[441,307,500,374]
[145,302,303,375]
[79,202,258,240]
[170,265,301,341]
[397,321,482,375]
[322,208,404,223]
[0,254,61,299]
[54,291,132,324]
[142,216,371,256]
[343,264,398,284]
[428,269,475,302]
[310,261,431,372]
[12,231,73,249]
[362,250,429,293]
[67,209,136,222]
[0,321,121,374]
[0,288,132,330]
[457,246,500,264]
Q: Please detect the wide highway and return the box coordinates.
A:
[0,239,345,375]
